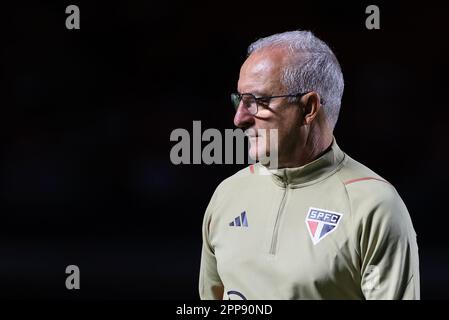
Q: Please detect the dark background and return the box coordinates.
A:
[2,1,448,299]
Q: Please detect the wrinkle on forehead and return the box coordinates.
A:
[238,47,291,94]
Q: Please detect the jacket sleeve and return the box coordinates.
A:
[355,185,420,300]
[199,189,224,300]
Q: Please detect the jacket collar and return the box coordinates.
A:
[258,137,345,188]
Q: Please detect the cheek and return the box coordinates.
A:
[277,109,302,145]
[275,103,301,123]
[284,106,302,125]
[253,107,301,142]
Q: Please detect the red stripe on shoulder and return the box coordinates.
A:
[344,177,390,185]
[249,164,255,174]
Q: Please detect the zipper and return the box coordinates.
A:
[269,174,290,255]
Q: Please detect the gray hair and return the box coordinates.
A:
[247,30,344,131]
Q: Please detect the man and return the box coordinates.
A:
[199,30,419,300]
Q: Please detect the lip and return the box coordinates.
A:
[245,130,258,138]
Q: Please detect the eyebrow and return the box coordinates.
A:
[238,90,270,97]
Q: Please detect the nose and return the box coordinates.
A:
[233,103,255,128]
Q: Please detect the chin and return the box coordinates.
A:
[248,147,258,161]
[248,141,268,163]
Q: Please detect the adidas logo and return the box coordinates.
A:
[229,211,248,227]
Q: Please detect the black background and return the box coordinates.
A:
[2,0,449,299]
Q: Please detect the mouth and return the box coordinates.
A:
[245,128,259,138]
[247,135,260,142]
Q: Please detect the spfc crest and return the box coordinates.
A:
[305,207,343,245]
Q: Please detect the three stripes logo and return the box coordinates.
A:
[229,211,248,227]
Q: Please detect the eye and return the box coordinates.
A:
[256,97,270,106]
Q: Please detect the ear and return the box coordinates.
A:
[302,92,322,125]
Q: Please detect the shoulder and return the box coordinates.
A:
[336,154,388,185]
[336,154,412,233]
[336,154,395,200]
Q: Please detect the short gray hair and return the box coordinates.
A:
[248,30,344,130]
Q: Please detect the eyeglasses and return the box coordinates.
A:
[231,92,311,115]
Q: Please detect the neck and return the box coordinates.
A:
[277,127,333,169]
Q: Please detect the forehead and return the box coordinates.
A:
[238,47,289,95]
